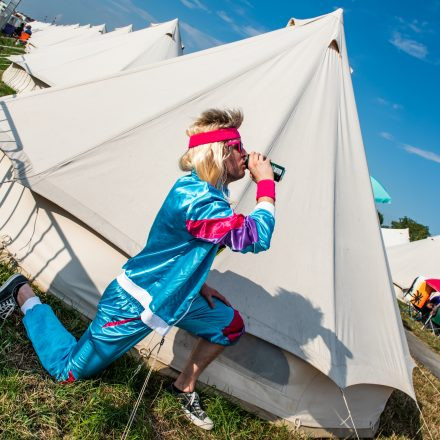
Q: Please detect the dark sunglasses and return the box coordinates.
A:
[225,139,245,154]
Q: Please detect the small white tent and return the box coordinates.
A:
[0,10,414,436]
[381,228,410,248]
[29,24,108,51]
[27,21,54,33]
[386,236,440,294]
[3,20,182,93]
[114,24,133,33]
[25,24,99,52]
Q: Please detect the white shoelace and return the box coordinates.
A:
[0,297,15,321]
[189,392,196,406]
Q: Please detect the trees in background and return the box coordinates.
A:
[377,211,384,226]
[378,212,430,242]
[390,216,430,242]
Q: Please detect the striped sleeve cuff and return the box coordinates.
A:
[252,201,275,217]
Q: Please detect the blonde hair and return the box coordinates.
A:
[179,108,243,189]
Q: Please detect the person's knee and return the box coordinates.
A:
[222,309,245,345]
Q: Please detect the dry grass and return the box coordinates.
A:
[376,363,440,440]
[398,301,440,354]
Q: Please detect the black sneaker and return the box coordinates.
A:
[0,274,28,319]
[167,384,214,430]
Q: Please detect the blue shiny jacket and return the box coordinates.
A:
[117,171,275,335]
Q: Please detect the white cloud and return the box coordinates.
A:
[242,25,265,37]
[395,16,432,34]
[217,10,234,24]
[108,0,155,23]
[217,10,265,37]
[180,21,224,50]
[380,132,394,141]
[237,0,254,8]
[180,0,208,11]
[389,31,428,60]
[106,0,129,14]
[403,144,440,164]
[375,97,403,110]
[376,97,389,106]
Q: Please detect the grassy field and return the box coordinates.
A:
[0,36,438,440]
[0,35,25,74]
[0,35,25,96]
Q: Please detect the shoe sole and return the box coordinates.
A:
[0,274,25,301]
[182,408,214,431]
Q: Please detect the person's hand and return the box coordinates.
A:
[247,151,274,183]
[200,283,231,309]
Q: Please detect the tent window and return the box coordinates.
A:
[287,18,295,27]
[328,40,340,53]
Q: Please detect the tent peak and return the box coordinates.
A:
[150,18,179,27]
[332,8,344,22]
[286,9,343,28]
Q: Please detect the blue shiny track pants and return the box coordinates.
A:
[22,279,245,382]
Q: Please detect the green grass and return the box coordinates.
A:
[0,71,16,96]
[398,301,440,354]
[1,257,440,439]
[0,35,25,62]
[0,36,24,97]
[0,261,300,439]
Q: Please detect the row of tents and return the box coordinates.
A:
[3,19,182,93]
[0,9,432,437]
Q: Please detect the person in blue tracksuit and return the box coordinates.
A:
[0,108,276,430]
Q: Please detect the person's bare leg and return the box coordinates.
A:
[16,284,36,307]
[173,338,224,392]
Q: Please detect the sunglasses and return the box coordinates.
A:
[225,139,245,154]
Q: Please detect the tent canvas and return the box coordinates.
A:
[26,24,102,51]
[386,236,440,293]
[114,24,133,33]
[381,228,410,248]
[3,20,182,93]
[28,21,54,33]
[27,24,108,52]
[0,9,414,436]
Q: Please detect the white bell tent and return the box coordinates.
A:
[26,24,103,52]
[386,235,440,294]
[0,9,414,437]
[381,228,410,248]
[3,20,182,93]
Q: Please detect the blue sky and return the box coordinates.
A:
[21,0,440,235]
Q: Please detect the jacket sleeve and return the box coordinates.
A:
[185,188,275,254]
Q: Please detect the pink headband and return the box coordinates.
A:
[188,128,240,148]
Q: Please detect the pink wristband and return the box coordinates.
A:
[256,179,275,201]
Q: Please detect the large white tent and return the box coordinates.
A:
[2,20,182,93]
[0,9,414,437]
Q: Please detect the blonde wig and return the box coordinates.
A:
[179,108,243,189]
